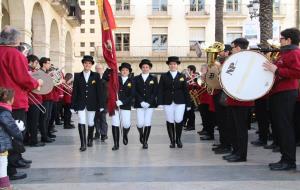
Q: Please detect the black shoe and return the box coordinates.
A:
[123,128,130,145]
[48,134,56,138]
[227,155,247,162]
[184,126,195,131]
[268,160,283,167]
[200,135,214,140]
[175,122,183,148]
[87,126,94,147]
[21,158,32,164]
[64,124,75,129]
[264,143,277,149]
[55,121,63,125]
[214,147,231,154]
[272,146,280,152]
[9,172,27,180]
[41,137,54,143]
[12,160,30,169]
[251,139,267,147]
[30,142,46,147]
[167,122,175,148]
[222,153,237,160]
[50,128,58,133]
[137,127,144,144]
[212,145,222,151]
[270,162,296,171]
[197,130,208,136]
[101,135,108,142]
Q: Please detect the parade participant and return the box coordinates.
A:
[133,59,158,149]
[111,62,134,151]
[26,55,45,147]
[0,26,42,180]
[263,28,300,170]
[72,55,104,151]
[63,73,74,129]
[183,65,197,131]
[158,56,191,148]
[94,63,109,142]
[0,88,24,189]
[39,57,56,143]
[222,38,254,162]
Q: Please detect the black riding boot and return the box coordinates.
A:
[175,122,183,148]
[112,126,119,151]
[123,127,130,145]
[87,126,94,147]
[137,127,144,144]
[78,124,86,151]
[167,122,175,148]
[143,126,151,149]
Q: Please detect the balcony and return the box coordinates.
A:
[223,3,247,18]
[50,0,69,16]
[148,5,172,20]
[66,3,82,27]
[112,4,135,19]
[273,4,286,18]
[185,4,210,19]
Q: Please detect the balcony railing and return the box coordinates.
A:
[95,46,203,58]
[112,4,135,17]
[223,3,244,15]
[148,5,172,17]
[185,4,210,16]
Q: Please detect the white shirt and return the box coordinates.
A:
[83,70,91,83]
[170,71,178,79]
[141,73,149,82]
[121,76,128,85]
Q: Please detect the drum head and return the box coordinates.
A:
[220,50,275,101]
[32,70,54,95]
[205,65,221,89]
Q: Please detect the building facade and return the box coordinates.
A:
[0,0,81,73]
[75,0,298,73]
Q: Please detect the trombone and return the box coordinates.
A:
[48,66,73,96]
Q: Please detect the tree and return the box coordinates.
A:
[259,0,273,48]
[215,0,224,43]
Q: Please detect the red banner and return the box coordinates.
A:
[98,0,118,116]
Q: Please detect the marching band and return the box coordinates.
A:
[1,25,300,189]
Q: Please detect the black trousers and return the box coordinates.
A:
[8,109,26,176]
[227,106,250,158]
[63,103,72,125]
[198,104,215,136]
[295,101,300,143]
[213,93,230,147]
[27,104,41,144]
[94,110,108,136]
[39,101,53,139]
[254,99,270,142]
[183,103,195,128]
[270,90,297,163]
[49,101,62,127]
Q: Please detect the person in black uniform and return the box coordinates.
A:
[133,59,158,149]
[71,55,104,152]
[158,56,191,148]
[111,62,135,150]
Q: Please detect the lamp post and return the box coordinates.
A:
[247,0,260,19]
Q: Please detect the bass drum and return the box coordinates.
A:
[31,70,54,95]
[220,50,275,101]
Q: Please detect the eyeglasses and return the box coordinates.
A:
[280,37,286,40]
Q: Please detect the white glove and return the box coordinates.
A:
[140,101,146,108]
[187,107,191,111]
[144,102,150,108]
[70,109,76,114]
[116,100,123,107]
[100,108,104,112]
[15,120,25,132]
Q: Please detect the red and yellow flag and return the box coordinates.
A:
[97,0,119,116]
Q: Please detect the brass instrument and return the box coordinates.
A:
[250,40,281,62]
[48,66,73,96]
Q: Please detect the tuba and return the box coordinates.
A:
[204,42,225,93]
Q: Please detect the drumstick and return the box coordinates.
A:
[236,55,256,94]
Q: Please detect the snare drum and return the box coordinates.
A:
[220,50,275,101]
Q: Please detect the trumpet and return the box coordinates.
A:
[48,66,73,96]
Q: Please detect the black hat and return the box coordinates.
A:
[81,55,94,65]
[139,59,152,69]
[224,44,232,52]
[166,56,180,65]
[119,62,132,73]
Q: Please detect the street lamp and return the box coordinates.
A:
[247,0,260,19]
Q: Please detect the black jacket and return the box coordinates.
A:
[0,106,23,153]
[118,76,134,110]
[158,71,191,107]
[133,74,158,108]
[71,71,104,111]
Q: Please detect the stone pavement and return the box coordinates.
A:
[12,110,300,190]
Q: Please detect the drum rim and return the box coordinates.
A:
[219,50,275,101]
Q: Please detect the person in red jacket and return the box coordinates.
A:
[222,38,254,163]
[0,26,42,180]
[263,28,300,171]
